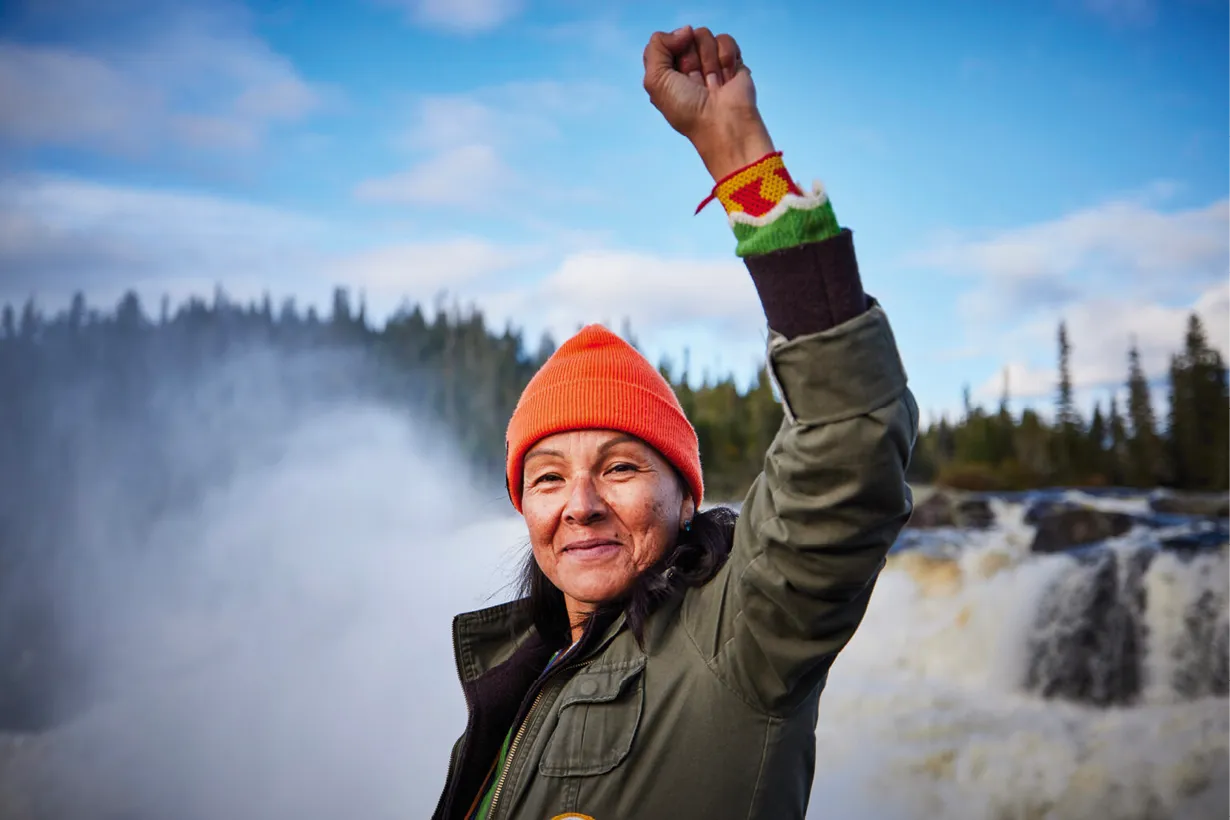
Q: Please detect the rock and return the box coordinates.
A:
[1023,498,1082,526]
[954,497,994,530]
[1030,509,1135,553]
[1150,492,1230,519]
[906,491,996,530]
[907,491,956,528]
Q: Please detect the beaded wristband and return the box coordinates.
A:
[694,151,805,217]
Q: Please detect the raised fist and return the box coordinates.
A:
[642,26,774,181]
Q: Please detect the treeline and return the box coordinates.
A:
[907,316,1229,491]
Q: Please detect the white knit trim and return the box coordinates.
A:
[726,180,829,229]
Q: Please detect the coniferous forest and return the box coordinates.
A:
[0,288,1226,729]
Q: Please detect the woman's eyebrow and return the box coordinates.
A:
[524,448,563,463]
[597,434,641,455]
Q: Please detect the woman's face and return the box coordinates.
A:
[521,429,695,623]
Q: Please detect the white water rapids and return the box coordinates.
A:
[809,495,1228,820]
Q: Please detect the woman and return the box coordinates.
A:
[432,25,917,820]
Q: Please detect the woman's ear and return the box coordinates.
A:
[680,495,697,526]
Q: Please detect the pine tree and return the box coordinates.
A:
[1087,402,1107,483]
[1168,314,1230,490]
[1125,342,1163,487]
[1107,395,1128,486]
[994,367,1016,466]
[1055,321,1081,481]
[1057,322,1077,426]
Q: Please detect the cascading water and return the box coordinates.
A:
[808,490,1229,820]
[1024,543,1228,707]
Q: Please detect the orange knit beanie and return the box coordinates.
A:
[505,324,703,513]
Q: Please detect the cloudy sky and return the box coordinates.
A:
[1,0,1226,417]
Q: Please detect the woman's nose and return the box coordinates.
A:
[563,475,606,525]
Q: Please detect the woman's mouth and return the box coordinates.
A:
[563,538,622,561]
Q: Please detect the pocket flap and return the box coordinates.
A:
[557,658,646,710]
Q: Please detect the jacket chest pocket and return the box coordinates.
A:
[539,658,645,778]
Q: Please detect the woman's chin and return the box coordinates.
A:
[560,572,633,608]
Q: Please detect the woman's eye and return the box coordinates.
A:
[608,462,637,474]
[532,473,562,485]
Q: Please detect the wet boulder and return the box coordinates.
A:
[1150,492,1229,519]
[953,496,994,530]
[907,491,955,528]
[1030,508,1135,553]
[1023,498,1082,526]
[907,491,995,530]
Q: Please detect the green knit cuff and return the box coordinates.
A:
[733,195,841,258]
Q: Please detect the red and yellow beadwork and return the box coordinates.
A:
[695,151,805,217]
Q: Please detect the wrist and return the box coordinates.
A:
[691,118,775,182]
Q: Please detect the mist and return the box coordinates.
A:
[2,343,528,819]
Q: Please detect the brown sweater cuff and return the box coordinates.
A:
[744,229,869,339]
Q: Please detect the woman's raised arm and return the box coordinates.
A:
[645,26,918,716]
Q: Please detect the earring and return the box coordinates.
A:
[682,519,692,533]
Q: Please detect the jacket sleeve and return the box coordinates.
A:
[681,232,918,717]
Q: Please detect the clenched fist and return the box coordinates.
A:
[643,26,775,182]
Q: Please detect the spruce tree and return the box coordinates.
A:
[1108,395,1128,486]
[1169,314,1229,489]
[995,367,1015,466]
[1087,401,1107,482]
[1055,321,1080,481]
[1125,342,1163,487]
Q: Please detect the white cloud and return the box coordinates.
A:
[398,81,606,151]
[337,241,764,358]
[974,280,1230,402]
[0,44,157,153]
[921,191,1230,411]
[380,0,524,33]
[0,6,328,157]
[531,250,759,334]
[404,97,501,152]
[467,248,768,383]
[0,174,334,311]
[353,144,517,208]
[335,237,547,311]
[360,81,611,212]
[915,194,1229,322]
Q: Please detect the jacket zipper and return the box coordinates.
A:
[486,656,590,820]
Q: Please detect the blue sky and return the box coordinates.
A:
[1,0,1226,419]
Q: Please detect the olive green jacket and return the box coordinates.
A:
[432,300,917,820]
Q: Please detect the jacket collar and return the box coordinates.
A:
[451,597,630,684]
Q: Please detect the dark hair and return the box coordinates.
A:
[517,505,739,648]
